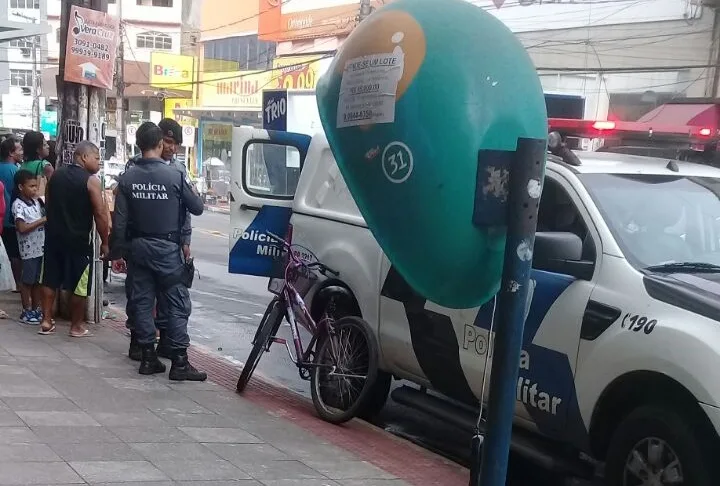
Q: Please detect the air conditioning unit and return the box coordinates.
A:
[20,47,30,57]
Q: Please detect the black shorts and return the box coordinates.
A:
[41,242,93,297]
[2,227,20,260]
[21,256,42,285]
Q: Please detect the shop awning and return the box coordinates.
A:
[174,106,262,124]
[0,20,49,42]
[638,103,720,129]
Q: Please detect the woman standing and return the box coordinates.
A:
[21,131,53,200]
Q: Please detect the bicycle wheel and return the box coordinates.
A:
[251,297,279,346]
[310,316,379,424]
[236,299,284,393]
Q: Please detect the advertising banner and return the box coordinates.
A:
[199,71,272,109]
[63,5,119,90]
[262,90,287,131]
[150,52,194,90]
[271,55,325,90]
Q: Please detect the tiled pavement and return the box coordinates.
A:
[0,293,468,486]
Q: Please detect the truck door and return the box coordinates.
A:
[228,127,311,277]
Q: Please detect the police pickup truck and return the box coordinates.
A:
[229,127,720,485]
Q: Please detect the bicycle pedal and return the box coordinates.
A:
[271,337,286,345]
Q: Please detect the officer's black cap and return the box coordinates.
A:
[158,118,182,145]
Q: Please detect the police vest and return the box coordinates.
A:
[121,159,186,242]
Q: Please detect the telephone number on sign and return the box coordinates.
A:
[343,110,373,122]
[74,38,109,52]
[71,47,110,61]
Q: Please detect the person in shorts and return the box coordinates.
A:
[39,141,108,337]
[11,170,45,324]
[0,137,22,290]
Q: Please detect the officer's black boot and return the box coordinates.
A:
[169,351,207,382]
[155,330,172,359]
[139,344,166,375]
[128,332,142,362]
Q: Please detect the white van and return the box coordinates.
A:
[229,126,720,485]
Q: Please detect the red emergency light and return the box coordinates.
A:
[548,118,720,145]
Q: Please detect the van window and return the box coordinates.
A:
[244,142,302,199]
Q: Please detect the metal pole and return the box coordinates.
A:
[87,88,105,324]
[359,0,372,21]
[31,34,39,131]
[477,137,545,486]
[114,0,126,164]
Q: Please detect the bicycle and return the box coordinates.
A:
[236,231,379,424]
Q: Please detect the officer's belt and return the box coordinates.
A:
[128,230,181,244]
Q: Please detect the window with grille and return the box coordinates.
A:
[9,38,32,48]
[136,32,173,50]
[10,0,40,9]
[136,0,173,6]
[203,35,277,72]
[10,69,36,88]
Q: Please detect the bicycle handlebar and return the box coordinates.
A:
[266,230,289,248]
[307,261,339,277]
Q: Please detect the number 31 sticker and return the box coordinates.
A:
[382,141,414,184]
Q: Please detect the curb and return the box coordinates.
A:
[104,305,468,486]
[204,205,230,214]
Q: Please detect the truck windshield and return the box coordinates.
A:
[580,173,720,269]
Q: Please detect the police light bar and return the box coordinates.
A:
[548,118,720,144]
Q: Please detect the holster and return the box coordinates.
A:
[158,257,195,290]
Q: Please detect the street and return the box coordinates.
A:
[103,211,570,486]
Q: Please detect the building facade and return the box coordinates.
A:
[259,0,716,123]
[46,0,183,64]
[0,0,49,130]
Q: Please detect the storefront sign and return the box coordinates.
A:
[150,52,194,90]
[164,98,197,127]
[271,55,325,90]
[202,123,232,142]
[200,71,272,109]
[259,0,384,42]
[63,5,119,90]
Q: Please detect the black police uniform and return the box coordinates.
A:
[111,157,205,380]
[124,154,192,361]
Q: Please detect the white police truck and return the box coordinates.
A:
[229,126,720,485]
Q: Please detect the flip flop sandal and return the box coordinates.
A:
[69,329,94,338]
[0,310,8,319]
[38,325,56,335]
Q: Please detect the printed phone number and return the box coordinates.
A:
[70,47,111,61]
[74,38,110,52]
[343,110,373,122]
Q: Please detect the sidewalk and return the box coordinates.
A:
[0,292,468,486]
[204,203,230,215]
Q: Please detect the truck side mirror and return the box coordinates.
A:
[533,232,594,280]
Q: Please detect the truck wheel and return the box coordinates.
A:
[605,405,715,486]
[358,370,391,420]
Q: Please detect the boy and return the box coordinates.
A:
[12,170,45,324]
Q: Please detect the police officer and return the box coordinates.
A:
[124,119,192,361]
[110,122,206,380]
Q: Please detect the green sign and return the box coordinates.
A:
[316,0,547,308]
[40,111,57,137]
